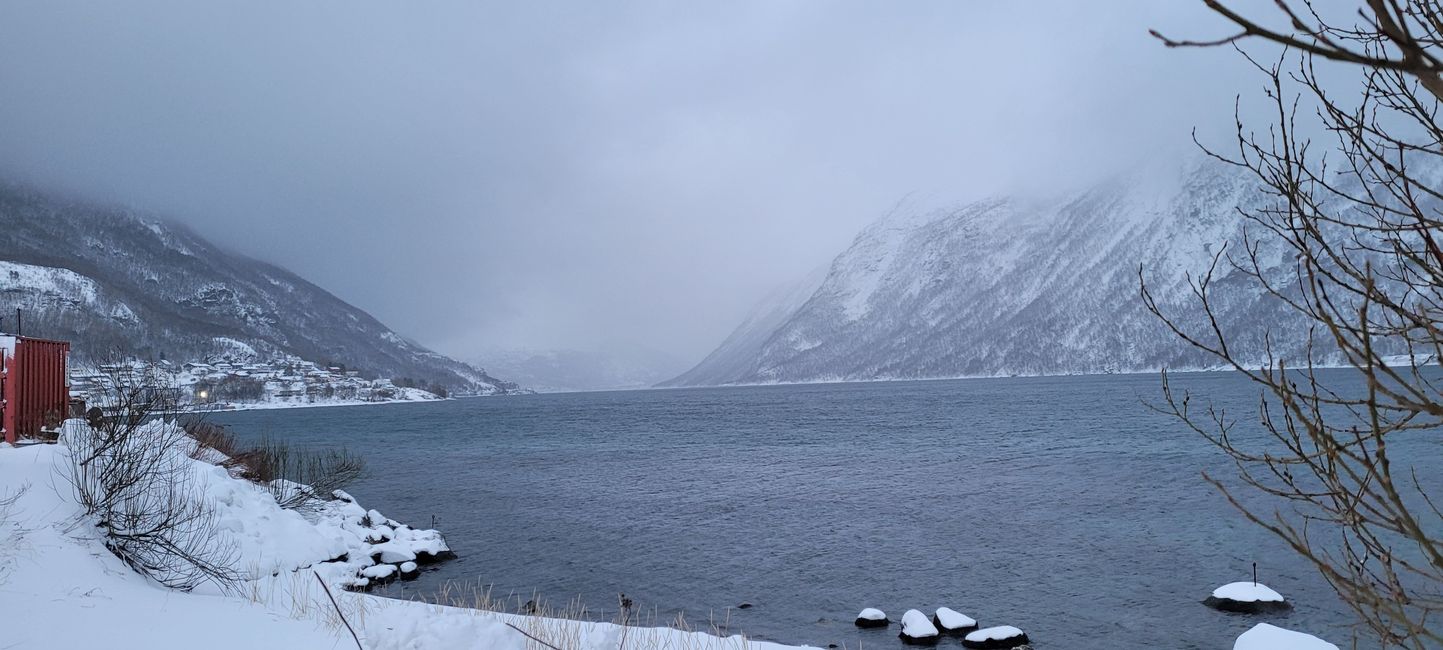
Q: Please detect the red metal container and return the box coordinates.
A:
[0,335,71,444]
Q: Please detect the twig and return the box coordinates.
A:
[314,571,363,650]
[505,622,563,650]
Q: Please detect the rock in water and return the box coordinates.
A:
[854,607,888,628]
[1234,623,1337,650]
[898,609,941,645]
[962,625,1029,649]
[932,607,978,634]
[1204,582,1290,613]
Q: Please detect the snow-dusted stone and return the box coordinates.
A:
[371,543,418,564]
[1234,623,1337,650]
[962,625,1029,649]
[854,607,888,628]
[1205,582,1290,613]
[399,561,420,580]
[360,564,397,580]
[932,607,978,634]
[898,609,941,645]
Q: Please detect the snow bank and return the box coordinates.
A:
[855,607,888,628]
[899,609,940,644]
[0,429,820,650]
[933,606,977,633]
[962,625,1029,649]
[1234,623,1338,650]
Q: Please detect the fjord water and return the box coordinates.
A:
[213,373,1396,649]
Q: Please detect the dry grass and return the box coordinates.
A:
[183,419,242,461]
[179,423,365,512]
[417,580,769,650]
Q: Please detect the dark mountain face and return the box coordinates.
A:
[0,185,516,394]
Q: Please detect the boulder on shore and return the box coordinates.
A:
[932,607,978,634]
[854,608,888,628]
[962,625,1029,649]
[1204,582,1290,613]
[898,609,941,645]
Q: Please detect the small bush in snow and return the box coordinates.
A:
[231,434,366,512]
[61,362,240,592]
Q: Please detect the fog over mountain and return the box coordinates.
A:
[476,345,687,393]
[0,2,1262,368]
[664,157,1413,386]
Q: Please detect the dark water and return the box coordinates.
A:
[212,372,1418,649]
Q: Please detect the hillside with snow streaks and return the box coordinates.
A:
[0,184,516,394]
[667,159,1332,386]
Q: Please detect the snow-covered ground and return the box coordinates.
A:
[0,427,815,650]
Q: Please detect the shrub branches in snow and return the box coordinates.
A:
[1147,3,1443,646]
[0,484,30,583]
[62,363,240,592]
[230,434,366,513]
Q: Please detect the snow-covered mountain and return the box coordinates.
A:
[0,184,517,394]
[664,158,1335,386]
[478,345,687,393]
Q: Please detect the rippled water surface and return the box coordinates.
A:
[212,373,1420,649]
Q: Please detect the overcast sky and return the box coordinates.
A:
[0,1,1255,367]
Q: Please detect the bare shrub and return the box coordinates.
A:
[183,418,242,461]
[62,360,240,592]
[230,434,366,512]
[1147,2,1443,646]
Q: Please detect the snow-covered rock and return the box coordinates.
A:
[854,607,889,628]
[933,607,978,634]
[1234,623,1338,650]
[1205,581,1290,613]
[962,625,1029,649]
[898,609,941,644]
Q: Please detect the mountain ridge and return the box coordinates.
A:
[664,158,1344,386]
[0,183,517,394]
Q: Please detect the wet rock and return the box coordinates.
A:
[898,609,940,645]
[933,607,978,635]
[962,625,1029,649]
[854,607,888,628]
[1204,582,1290,613]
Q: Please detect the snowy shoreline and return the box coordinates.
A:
[650,356,1438,393]
[0,423,813,650]
[213,394,449,412]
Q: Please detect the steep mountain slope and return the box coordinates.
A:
[0,184,515,394]
[661,266,826,387]
[667,159,1347,385]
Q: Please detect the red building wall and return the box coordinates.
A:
[1,336,70,444]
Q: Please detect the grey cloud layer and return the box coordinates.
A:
[0,1,1252,363]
